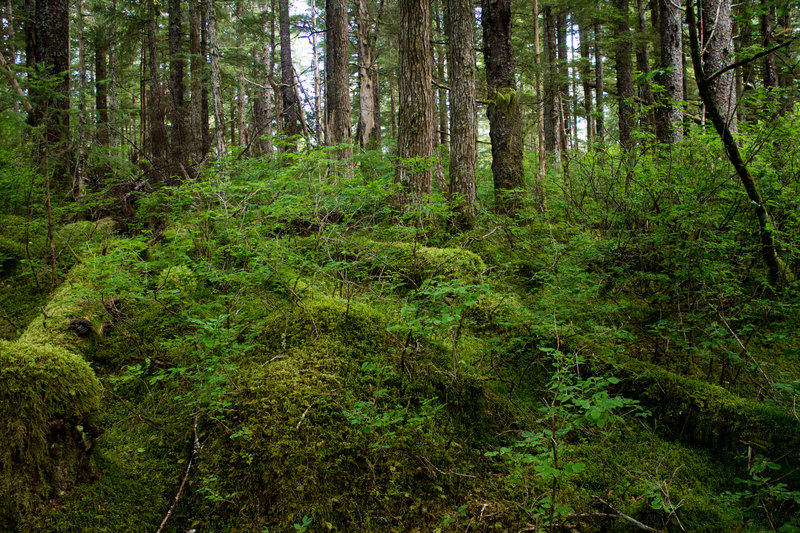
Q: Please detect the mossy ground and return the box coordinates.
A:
[2,151,798,532]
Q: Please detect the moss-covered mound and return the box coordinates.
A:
[0,340,101,529]
[187,294,484,531]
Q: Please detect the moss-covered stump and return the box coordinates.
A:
[0,340,101,530]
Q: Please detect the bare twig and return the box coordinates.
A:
[156,413,200,533]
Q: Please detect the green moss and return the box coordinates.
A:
[18,262,104,355]
[185,294,482,531]
[0,236,25,274]
[0,340,101,529]
[592,352,800,462]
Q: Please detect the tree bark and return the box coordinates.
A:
[395,0,434,203]
[700,0,737,132]
[75,0,87,198]
[356,0,378,149]
[446,0,477,225]
[236,0,247,148]
[613,0,635,150]
[533,0,546,205]
[206,0,226,156]
[543,6,561,155]
[325,0,352,157]
[579,21,594,142]
[95,31,109,146]
[433,0,448,192]
[200,1,210,155]
[280,0,301,151]
[189,0,203,158]
[482,0,524,214]
[30,0,70,160]
[760,2,778,90]
[655,0,683,143]
[169,0,188,174]
[594,20,605,140]
[556,11,569,151]
[635,0,655,131]
[148,0,169,177]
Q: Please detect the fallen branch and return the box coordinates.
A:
[156,413,201,533]
[591,496,664,532]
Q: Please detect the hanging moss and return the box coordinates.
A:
[0,340,101,530]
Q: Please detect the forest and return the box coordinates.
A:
[0,0,799,530]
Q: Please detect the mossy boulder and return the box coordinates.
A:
[0,340,101,529]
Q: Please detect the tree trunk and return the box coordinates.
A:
[700,0,736,132]
[556,11,569,152]
[533,0,546,205]
[280,0,301,151]
[310,0,322,145]
[30,0,70,168]
[5,0,18,113]
[169,0,188,174]
[579,21,594,142]
[356,0,377,149]
[189,0,203,158]
[395,0,434,203]
[206,0,226,156]
[200,1,210,155]
[635,0,655,131]
[148,0,169,178]
[613,0,635,150]
[543,6,561,155]
[482,0,524,214]
[594,20,605,140]
[236,0,247,148]
[325,0,352,157]
[95,31,109,146]
[446,0,477,225]
[75,0,87,199]
[760,2,778,90]
[433,1,447,192]
[655,0,683,143]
